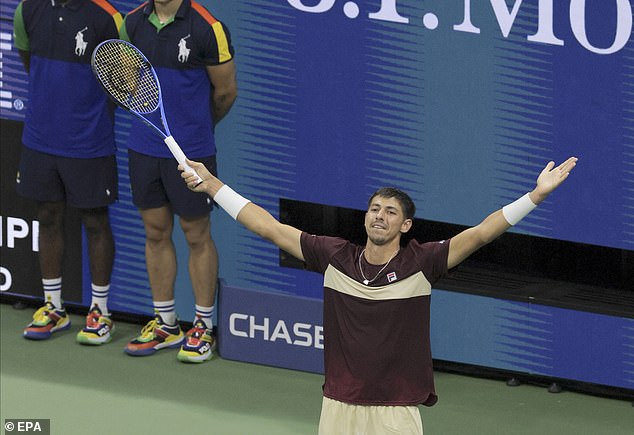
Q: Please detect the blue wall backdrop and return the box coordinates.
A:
[209,0,634,300]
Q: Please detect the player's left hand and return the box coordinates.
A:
[532,157,578,203]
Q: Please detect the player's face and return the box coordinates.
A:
[364,196,412,246]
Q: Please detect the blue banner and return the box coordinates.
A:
[218,284,325,374]
[431,289,634,390]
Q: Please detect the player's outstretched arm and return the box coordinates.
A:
[180,159,304,262]
[447,157,578,269]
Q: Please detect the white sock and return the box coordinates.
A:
[43,278,62,309]
[195,304,214,330]
[91,283,110,315]
[153,299,177,325]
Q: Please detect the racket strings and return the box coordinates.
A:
[93,41,159,114]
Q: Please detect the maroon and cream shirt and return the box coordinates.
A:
[300,232,450,407]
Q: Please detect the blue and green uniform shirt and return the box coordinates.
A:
[120,0,234,158]
[13,0,123,158]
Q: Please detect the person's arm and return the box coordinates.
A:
[206,60,238,124]
[13,1,30,72]
[18,50,30,73]
[447,157,578,269]
[181,159,304,261]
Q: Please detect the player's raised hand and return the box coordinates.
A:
[531,157,578,204]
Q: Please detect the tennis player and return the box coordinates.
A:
[181,156,577,433]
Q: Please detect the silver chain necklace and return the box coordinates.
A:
[358,248,399,285]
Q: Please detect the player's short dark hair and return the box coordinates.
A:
[368,187,416,220]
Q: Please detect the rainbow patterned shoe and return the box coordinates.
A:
[76,305,114,345]
[177,319,216,363]
[23,302,71,340]
[124,315,184,356]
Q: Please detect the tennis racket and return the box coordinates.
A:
[91,39,202,183]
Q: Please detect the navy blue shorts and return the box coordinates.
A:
[128,149,217,217]
[17,146,118,208]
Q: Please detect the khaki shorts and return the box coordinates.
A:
[318,397,423,435]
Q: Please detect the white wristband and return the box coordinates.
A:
[502,193,537,225]
[213,185,251,220]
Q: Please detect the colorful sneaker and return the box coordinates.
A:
[76,305,114,345]
[23,302,71,340]
[177,319,216,363]
[124,315,184,356]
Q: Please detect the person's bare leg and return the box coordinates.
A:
[180,214,217,309]
[140,206,177,303]
[80,207,114,286]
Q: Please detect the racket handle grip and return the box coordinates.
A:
[164,136,203,184]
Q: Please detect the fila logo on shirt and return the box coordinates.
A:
[177,34,191,63]
[74,27,88,56]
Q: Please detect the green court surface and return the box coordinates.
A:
[1,303,632,434]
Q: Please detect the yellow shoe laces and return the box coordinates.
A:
[139,318,159,340]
